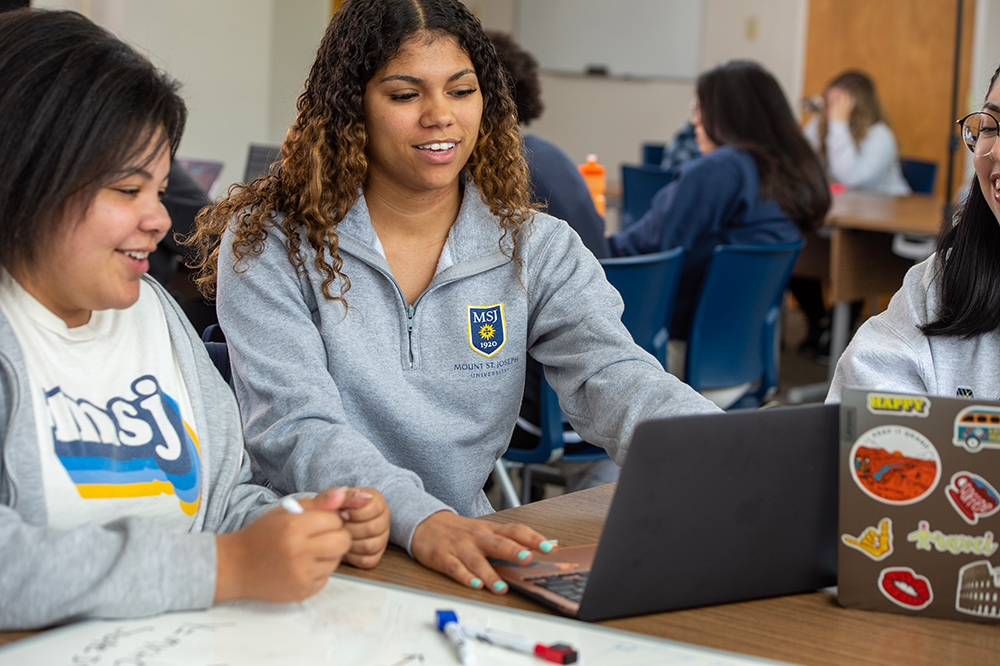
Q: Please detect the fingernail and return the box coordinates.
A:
[492,580,508,593]
[353,490,373,500]
[470,578,483,589]
[539,540,555,553]
[517,549,530,561]
[339,510,351,521]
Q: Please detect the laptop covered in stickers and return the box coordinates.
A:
[493,403,840,621]
[838,387,1000,623]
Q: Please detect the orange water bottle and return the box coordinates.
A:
[578,154,606,216]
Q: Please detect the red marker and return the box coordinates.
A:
[459,622,578,664]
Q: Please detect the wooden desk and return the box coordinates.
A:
[793,191,946,388]
[5,484,999,664]
[346,484,999,666]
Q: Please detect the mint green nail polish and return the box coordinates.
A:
[470,578,483,589]
[517,549,530,561]
[493,580,508,593]
[539,540,554,553]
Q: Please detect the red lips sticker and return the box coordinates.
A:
[879,567,933,610]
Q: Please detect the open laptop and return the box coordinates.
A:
[838,388,1000,623]
[494,403,840,621]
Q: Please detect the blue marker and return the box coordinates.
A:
[435,610,476,665]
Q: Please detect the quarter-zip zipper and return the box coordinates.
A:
[405,304,416,368]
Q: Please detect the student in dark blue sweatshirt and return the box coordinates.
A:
[609,60,830,345]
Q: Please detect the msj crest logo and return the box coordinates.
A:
[467,303,506,357]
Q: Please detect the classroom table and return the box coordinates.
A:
[789,191,945,401]
[4,483,999,664]
[342,484,1000,666]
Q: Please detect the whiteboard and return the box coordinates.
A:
[516,0,703,79]
[0,574,791,665]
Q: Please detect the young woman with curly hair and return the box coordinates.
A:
[189,0,717,594]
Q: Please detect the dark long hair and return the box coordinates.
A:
[188,0,532,304]
[921,66,1000,337]
[697,60,830,230]
[0,8,185,275]
[486,30,543,125]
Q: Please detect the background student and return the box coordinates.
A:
[607,60,830,405]
[803,70,910,195]
[188,0,719,595]
[793,70,911,359]
[0,8,388,630]
[828,63,1000,402]
[486,30,611,486]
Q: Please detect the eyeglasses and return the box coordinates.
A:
[957,111,1000,155]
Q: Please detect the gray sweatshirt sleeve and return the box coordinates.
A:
[0,510,218,630]
[0,281,280,630]
[216,227,449,553]
[525,219,721,465]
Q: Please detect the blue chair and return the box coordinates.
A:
[893,158,939,262]
[620,164,675,229]
[684,241,804,409]
[495,248,686,507]
[201,324,231,384]
[899,158,938,194]
[642,142,666,166]
[599,248,684,367]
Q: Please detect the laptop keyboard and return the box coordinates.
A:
[527,571,589,603]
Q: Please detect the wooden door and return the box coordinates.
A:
[803,0,976,200]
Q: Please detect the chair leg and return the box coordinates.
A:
[520,465,533,505]
[492,459,521,509]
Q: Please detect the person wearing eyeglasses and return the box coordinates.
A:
[827,64,1000,402]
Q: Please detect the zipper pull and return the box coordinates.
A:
[406,304,415,332]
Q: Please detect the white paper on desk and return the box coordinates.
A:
[0,575,797,665]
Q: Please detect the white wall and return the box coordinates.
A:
[34,0,328,194]
[474,0,808,199]
[35,0,805,199]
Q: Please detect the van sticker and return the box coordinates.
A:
[879,567,933,610]
[850,426,941,505]
[906,520,998,556]
[866,392,930,417]
[841,518,893,561]
[946,472,1000,525]
[953,406,1000,452]
[956,561,1000,618]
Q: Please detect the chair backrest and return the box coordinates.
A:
[599,247,684,368]
[642,142,666,166]
[899,158,938,194]
[244,143,282,182]
[518,248,686,464]
[685,241,804,401]
[201,324,231,384]
[620,164,675,229]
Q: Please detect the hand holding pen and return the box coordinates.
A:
[214,488,353,604]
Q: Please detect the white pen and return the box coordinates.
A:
[435,610,476,666]
[280,496,305,514]
[461,624,577,664]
